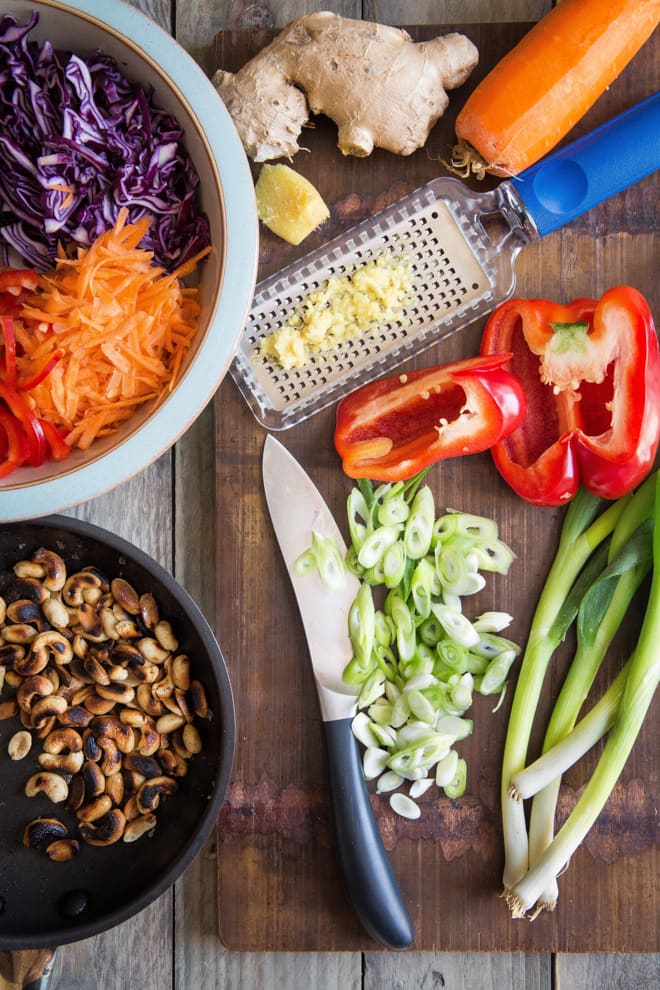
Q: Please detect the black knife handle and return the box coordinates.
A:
[323,716,415,950]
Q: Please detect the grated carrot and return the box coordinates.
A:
[15,209,210,450]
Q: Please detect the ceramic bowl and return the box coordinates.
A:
[0,0,258,521]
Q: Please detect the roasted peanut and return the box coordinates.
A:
[2,547,209,860]
[8,729,32,760]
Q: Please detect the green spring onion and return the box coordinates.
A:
[501,471,659,918]
[499,487,628,893]
[509,660,631,802]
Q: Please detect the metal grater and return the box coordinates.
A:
[230,175,535,430]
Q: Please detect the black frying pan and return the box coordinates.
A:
[0,516,235,984]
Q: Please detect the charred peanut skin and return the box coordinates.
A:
[0,547,211,854]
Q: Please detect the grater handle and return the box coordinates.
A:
[511,91,660,237]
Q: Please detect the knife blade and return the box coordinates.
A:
[262,434,414,950]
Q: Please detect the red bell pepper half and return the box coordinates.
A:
[480,286,660,506]
[334,354,527,482]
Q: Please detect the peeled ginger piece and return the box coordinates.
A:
[255,164,330,245]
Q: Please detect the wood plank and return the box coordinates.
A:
[365,951,552,989]
[366,0,551,21]
[213,18,658,954]
[556,954,660,990]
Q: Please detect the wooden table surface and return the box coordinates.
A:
[8,1,657,987]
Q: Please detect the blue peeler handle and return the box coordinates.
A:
[511,91,660,237]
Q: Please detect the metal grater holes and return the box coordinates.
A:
[231,182,495,428]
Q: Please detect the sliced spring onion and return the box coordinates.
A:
[406,688,437,724]
[363,747,390,780]
[368,698,394,726]
[382,539,408,589]
[389,792,421,819]
[409,777,434,799]
[312,531,348,590]
[357,524,401,569]
[435,541,486,596]
[471,539,516,573]
[357,669,386,708]
[478,649,518,695]
[293,531,348,590]
[410,558,435,618]
[430,603,480,648]
[370,722,398,748]
[443,757,467,798]
[378,494,410,526]
[348,581,376,665]
[403,485,435,559]
[352,711,379,748]
[299,470,519,821]
[377,770,404,792]
[473,611,514,633]
[433,510,498,546]
[435,749,459,788]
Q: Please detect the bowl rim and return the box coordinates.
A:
[0,0,259,521]
[0,512,237,949]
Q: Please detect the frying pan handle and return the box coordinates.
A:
[512,91,660,237]
[0,949,60,990]
[323,717,414,950]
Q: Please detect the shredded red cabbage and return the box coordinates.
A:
[0,11,210,272]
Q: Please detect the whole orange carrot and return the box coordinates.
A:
[452,0,659,178]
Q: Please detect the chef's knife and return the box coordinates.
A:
[262,434,414,950]
[233,92,659,430]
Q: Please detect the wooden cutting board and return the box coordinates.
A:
[213,23,659,952]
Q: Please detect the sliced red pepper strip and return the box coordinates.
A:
[0,269,39,295]
[1,314,17,387]
[0,381,47,467]
[0,405,29,478]
[334,354,527,482]
[481,286,660,506]
[16,349,64,392]
[39,419,71,462]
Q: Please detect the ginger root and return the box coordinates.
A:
[255,164,330,245]
[213,12,478,162]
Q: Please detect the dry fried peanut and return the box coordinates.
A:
[8,729,32,760]
[46,838,79,862]
[0,547,212,858]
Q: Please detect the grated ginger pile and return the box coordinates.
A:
[259,253,414,370]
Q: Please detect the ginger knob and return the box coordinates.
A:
[255,164,330,245]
